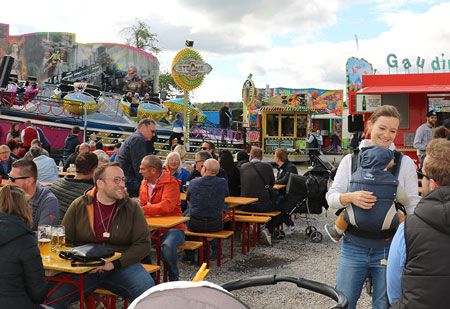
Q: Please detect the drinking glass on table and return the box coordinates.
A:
[38,225,52,260]
[51,225,65,252]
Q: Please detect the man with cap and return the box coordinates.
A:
[413,110,437,167]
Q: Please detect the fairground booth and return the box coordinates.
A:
[244,83,344,159]
[348,71,450,162]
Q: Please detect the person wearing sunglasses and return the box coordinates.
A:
[200,141,217,159]
[9,159,59,231]
[116,118,157,198]
[47,162,154,307]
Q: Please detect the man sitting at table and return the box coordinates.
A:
[47,163,154,308]
[190,150,227,180]
[50,151,98,217]
[139,155,185,281]
[186,158,229,260]
[9,159,59,230]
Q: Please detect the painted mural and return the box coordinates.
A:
[0,23,159,95]
[346,57,373,97]
[254,87,343,116]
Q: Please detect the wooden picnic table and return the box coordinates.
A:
[273,184,286,190]
[179,192,258,206]
[43,247,121,309]
[59,171,76,177]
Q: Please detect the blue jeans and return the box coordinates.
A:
[125,178,141,198]
[161,229,185,281]
[46,263,154,308]
[336,237,389,309]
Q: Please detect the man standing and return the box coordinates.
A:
[138,155,184,281]
[116,118,157,197]
[9,159,59,230]
[50,152,98,217]
[240,147,281,244]
[0,145,15,180]
[307,129,320,166]
[387,138,450,308]
[331,131,341,154]
[63,126,81,162]
[219,102,232,141]
[20,120,39,151]
[47,163,154,308]
[413,110,437,166]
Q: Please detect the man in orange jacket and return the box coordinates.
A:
[139,155,185,281]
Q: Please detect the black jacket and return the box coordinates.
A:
[63,134,80,161]
[50,176,94,217]
[392,186,450,309]
[0,156,16,179]
[219,106,232,128]
[116,131,151,181]
[0,213,48,308]
[240,161,275,209]
[275,160,298,185]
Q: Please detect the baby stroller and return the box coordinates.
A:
[283,160,333,243]
[129,275,348,308]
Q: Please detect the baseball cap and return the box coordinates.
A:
[426,110,437,117]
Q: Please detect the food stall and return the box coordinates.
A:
[246,86,344,158]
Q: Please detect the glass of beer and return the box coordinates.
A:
[51,225,65,252]
[38,225,51,260]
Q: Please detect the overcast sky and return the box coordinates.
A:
[2,0,450,102]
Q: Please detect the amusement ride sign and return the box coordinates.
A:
[242,74,256,127]
[171,46,212,148]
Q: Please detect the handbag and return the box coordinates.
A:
[59,244,115,267]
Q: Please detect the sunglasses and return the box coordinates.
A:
[201,147,209,150]
[8,175,30,182]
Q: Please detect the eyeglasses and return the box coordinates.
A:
[8,175,30,182]
[201,147,209,150]
[102,176,126,184]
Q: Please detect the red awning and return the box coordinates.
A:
[358,85,450,94]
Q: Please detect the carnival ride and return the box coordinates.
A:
[162,98,206,122]
[120,98,168,121]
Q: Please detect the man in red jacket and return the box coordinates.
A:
[138,155,185,281]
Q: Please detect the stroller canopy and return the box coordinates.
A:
[128,281,249,309]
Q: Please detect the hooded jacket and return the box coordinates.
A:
[0,213,48,308]
[139,169,185,232]
[392,186,450,308]
[62,188,151,268]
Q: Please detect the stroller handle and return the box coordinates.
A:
[221,275,348,309]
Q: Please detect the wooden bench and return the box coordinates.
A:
[91,264,160,309]
[235,215,271,254]
[235,210,281,217]
[184,230,234,267]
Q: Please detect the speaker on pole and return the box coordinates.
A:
[0,56,15,88]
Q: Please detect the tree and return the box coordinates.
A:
[159,72,182,99]
[119,19,161,55]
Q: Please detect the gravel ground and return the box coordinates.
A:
[177,212,372,309]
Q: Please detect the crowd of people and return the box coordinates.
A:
[0,105,449,308]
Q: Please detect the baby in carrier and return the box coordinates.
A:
[325,146,409,243]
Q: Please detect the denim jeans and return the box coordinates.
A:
[161,229,185,281]
[125,178,141,198]
[46,263,154,308]
[335,237,389,309]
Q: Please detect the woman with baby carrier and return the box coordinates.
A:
[326,105,421,309]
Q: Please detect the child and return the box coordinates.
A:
[325,146,409,243]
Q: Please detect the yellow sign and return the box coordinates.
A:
[171,48,212,91]
[242,76,256,107]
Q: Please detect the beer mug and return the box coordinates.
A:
[51,225,65,252]
[183,181,190,193]
[38,225,52,260]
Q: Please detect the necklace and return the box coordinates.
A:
[96,198,116,238]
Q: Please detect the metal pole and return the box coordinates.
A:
[183,90,190,151]
[83,102,88,142]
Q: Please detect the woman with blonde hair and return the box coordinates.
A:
[0,185,48,308]
[326,105,420,309]
[164,152,191,211]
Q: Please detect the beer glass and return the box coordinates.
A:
[51,225,65,252]
[38,225,52,260]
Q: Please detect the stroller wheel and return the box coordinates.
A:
[310,231,323,243]
[305,226,317,236]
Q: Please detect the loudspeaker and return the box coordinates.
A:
[0,56,14,88]
[348,114,364,133]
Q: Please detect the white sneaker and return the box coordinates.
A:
[260,229,272,246]
[284,225,296,236]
